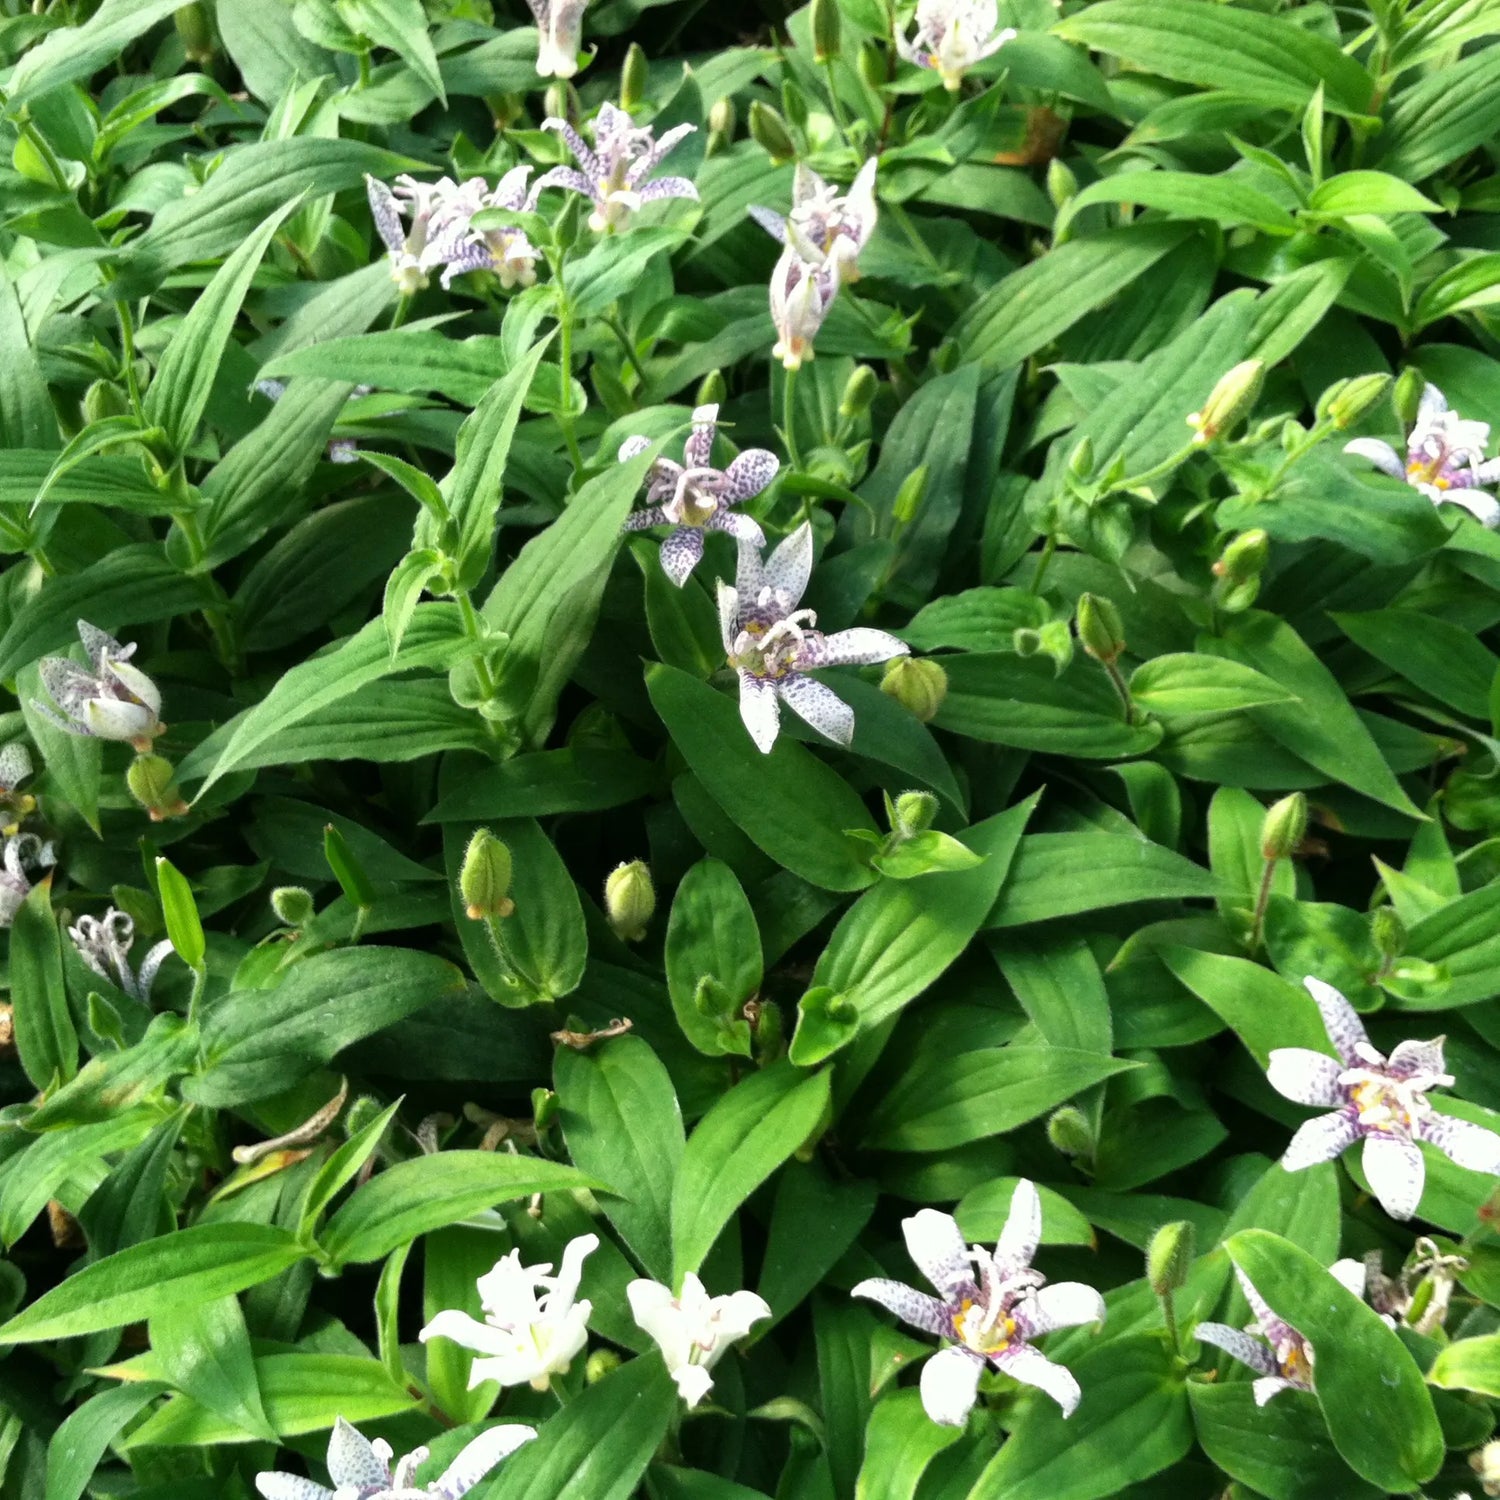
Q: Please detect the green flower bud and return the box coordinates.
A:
[585,1349,622,1384]
[696,370,727,409]
[812,0,842,62]
[1187,359,1265,445]
[1259,792,1307,861]
[460,828,514,920]
[342,1093,387,1140]
[1371,905,1407,961]
[620,42,648,111]
[1320,372,1391,431]
[604,859,655,942]
[858,39,886,91]
[1077,592,1125,665]
[709,96,736,141]
[750,998,784,1063]
[1393,366,1425,429]
[531,1086,559,1131]
[1213,529,1269,588]
[175,3,215,63]
[749,102,796,164]
[839,364,879,420]
[1067,435,1094,481]
[893,789,938,835]
[780,80,810,133]
[892,463,928,526]
[880,656,947,722]
[270,886,316,928]
[1046,158,1077,211]
[83,379,130,425]
[1146,1220,1195,1296]
[126,753,189,822]
[1046,1105,1095,1159]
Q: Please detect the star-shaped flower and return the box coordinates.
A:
[68,907,175,1004]
[1268,976,1500,1220]
[895,0,1017,90]
[1194,1267,1316,1407]
[524,0,588,77]
[750,159,879,285]
[1345,382,1500,527]
[531,103,698,233]
[366,174,454,295]
[422,167,540,290]
[619,403,776,585]
[627,1274,771,1408]
[852,1181,1104,1426]
[769,247,839,370]
[419,1233,597,1390]
[718,523,909,753]
[33,621,162,749]
[255,1416,534,1500]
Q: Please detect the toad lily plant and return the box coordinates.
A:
[34,621,162,749]
[255,1416,534,1500]
[1195,1267,1317,1406]
[423,167,540,290]
[1269,977,1500,1220]
[620,403,778,584]
[896,0,1018,90]
[719,523,909,753]
[525,0,588,77]
[627,1274,771,1408]
[750,160,879,285]
[852,1180,1104,1426]
[1345,382,1500,527]
[419,1233,597,1389]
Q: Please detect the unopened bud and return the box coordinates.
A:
[1372,905,1407,961]
[1393,366,1425,429]
[750,997,784,1062]
[1146,1220,1195,1296]
[1077,593,1125,665]
[893,789,938,835]
[460,828,514,920]
[1321,372,1391,430]
[892,463,928,526]
[605,859,655,942]
[1469,1438,1500,1491]
[749,102,796,163]
[83,379,130,425]
[585,1348,622,1383]
[620,42,648,111]
[1259,792,1307,861]
[780,80,809,132]
[812,0,842,62]
[696,370,727,408]
[857,39,886,92]
[1067,435,1094,481]
[1046,158,1077,210]
[1047,1105,1094,1160]
[342,1094,386,1139]
[531,1087,558,1131]
[1213,528,1269,587]
[126,753,189,822]
[708,97,736,140]
[839,364,879,420]
[1187,359,1264,445]
[271,886,316,928]
[880,656,946,722]
[175,4,214,63]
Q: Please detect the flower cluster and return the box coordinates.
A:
[896,0,1017,90]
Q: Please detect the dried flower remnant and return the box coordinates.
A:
[532,103,698,233]
[1194,1267,1317,1406]
[68,907,175,1003]
[719,524,909,753]
[852,1180,1104,1425]
[0,834,55,927]
[33,621,163,749]
[255,1415,535,1500]
[619,403,778,584]
[895,0,1017,90]
[525,0,588,77]
[419,1234,598,1390]
[1345,382,1500,527]
[627,1274,771,1407]
[1268,976,1500,1220]
[749,159,879,285]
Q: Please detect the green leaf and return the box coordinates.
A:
[1379,48,1500,181]
[484,817,588,1004]
[671,1061,832,1280]
[1428,1334,1500,1397]
[319,1152,599,1267]
[1129,653,1294,715]
[1415,252,1500,330]
[956,1178,1096,1246]
[995,932,1112,1053]
[555,1036,683,1282]
[154,855,205,972]
[1306,171,1439,217]
[45,1382,167,1500]
[855,1390,963,1500]
[646,664,878,892]
[147,1295,277,1444]
[5,0,182,109]
[8,878,77,1090]
[1159,947,1330,1066]
[382,549,448,660]
[299,1098,403,1235]
[342,0,446,102]
[1060,170,1296,235]
[1333,608,1499,719]
[664,859,760,1058]
[758,1161,876,1327]
[0,1224,307,1344]
[902,587,1048,652]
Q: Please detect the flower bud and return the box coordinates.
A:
[531,1087,559,1131]
[880,656,946,722]
[175,3,215,64]
[892,463,928,526]
[1321,372,1391,431]
[585,1348,622,1384]
[749,102,796,164]
[696,370,727,409]
[1146,1220,1195,1296]
[1046,158,1077,211]
[1187,359,1264,445]
[271,885,316,928]
[893,789,938,835]
[708,96,736,141]
[780,80,809,132]
[1371,904,1407,962]
[604,859,655,942]
[460,828,514,920]
[1393,366,1425,429]
[620,42,648,111]
[1259,792,1307,861]
[1077,592,1125,665]
[1047,1105,1095,1160]
[839,364,879,420]
[1213,528,1269,587]
[750,997,784,1062]
[126,753,189,822]
[342,1093,387,1139]
[1067,435,1094,481]
[83,379,130,425]
[857,39,886,92]
[812,0,842,63]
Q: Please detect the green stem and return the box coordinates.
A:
[1030,533,1058,595]
[605,311,648,388]
[781,364,805,472]
[389,291,412,331]
[457,590,499,703]
[113,289,145,419]
[357,47,372,89]
[17,117,70,193]
[1107,439,1199,496]
[553,269,586,476]
[1248,857,1279,952]
[1102,658,1136,724]
[1158,1289,1181,1358]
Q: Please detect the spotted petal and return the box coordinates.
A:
[1193,1322,1276,1376]
[851,1276,951,1337]
[1443,487,1500,527]
[639,175,700,204]
[1385,1036,1449,1084]
[747,204,787,243]
[659,526,706,586]
[1020,1281,1104,1338]
[717,581,739,653]
[918,1345,984,1426]
[1302,976,1370,1065]
[761,522,814,606]
[1416,382,1449,428]
[685,403,719,468]
[706,510,766,548]
[432,1425,537,1499]
[994,1343,1082,1418]
[0,742,31,791]
[255,1476,333,1500]
[738,671,781,753]
[628,122,697,185]
[540,117,599,178]
[326,1418,389,1491]
[777,674,854,746]
[1363,1131,1425,1221]
[528,165,596,207]
[996,1178,1041,1274]
[1419,1112,1500,1176]
[622,505,668,532]
[901,1208,972,1300]
[722,448,780,502]
[77,620,125,672]
[1266,1048,1344,1107]
[1281,1110,1359,1172]
[618,434,652,464]
[800,627,909,669]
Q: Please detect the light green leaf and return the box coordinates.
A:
[8,878,76,1090]
[1061,170,1296,235]
[5,0,182,109]
[1130,652,1295,715]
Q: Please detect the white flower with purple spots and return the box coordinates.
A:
[68,907,175,1004]
[1194,1267,1316,1406]
[0,833,54,928]
[750,159,879,286]
[1345,383,1500,527]
[531,103,698,234]
[769,247,839,371]
[627,1274,771,1408]
[366,174,458,295]
[525,0,588,77]
[895,0,1017,90]
[620,404,777,585]
[422,168,540,290]
[852,1181,1103,1426]
[1268,976,1500,1221]
[34,621,162,749]
[719,523,909,754]
[255,1416,534,1500]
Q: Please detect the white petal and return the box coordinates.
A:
[995,1343,1082,1418]
[326,1418,389,1491]
[1444,487,1500,528]
[1417,382,1449,427]
[738,672,781,754]
[801,628,910,669]
[1385,1036,1448,1082]
[1252,1375,1297,1406]
[618,434,651,463]
[778,674,854,746]
[1419,1112,1500,1176]
[432,1426,536,1499]
[901,1209,972,1300]
[1021,1281,1104,1337]
[717,582,739,654]
[1193,1322,1276,1375]
[850,1277,950,1337]
[419,1309,513,1357]
[762,523,814,606]
[1362,1132,1425,1221]
[1302,977,1370,1065]
[673,1363,716,1408]
[996,1178,1041,1274]
[1343,438,1404,479]
[256,1477,332,1500]
[918,1346,984,1427]
[713,1289,772,1344]
[1281,1111,1359,1172]
[627,1278,692,1373]
[1328,1258,1368,1300]
[107,657,161,715]
[550,1233,598,1313]
[82,697,156,742]
[1266,1049,1345,1107]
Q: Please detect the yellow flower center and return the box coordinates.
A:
[953,1298,1015,1355]
[1406,457,1449,489]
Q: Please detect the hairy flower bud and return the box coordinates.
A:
[1214,528,1269,587]
[175,3,215,63]
[83,379,130,425]
[1188,359,1265,445]
[585,1348,622,1384]
[893,789,938,836]
[1320,372,1391,430]
[1046,158,1077,211]
[620,42,648,111]
[1469,1437,1500,1494]
[892,464,928,526]
[1067,435,1094,481]
[749,102,796,164]
[812,0,842,62]
[751,998,784,1063]
[839,364,879,420]
[1146,1220,1195,1296]
[126,753,188,822]
[709,96,736,139]
[1371,904,1407,961]
[781,80,809,132]
[1392,366,1425,429]
[1259,792,1307,861]
[1047,1105,1095,1160]
[460,828,515,920]
[1077,593,1125,665]
[696,370,727,409]
[881,656,947,722]
[605,859,655,942]
[271,886,316,928]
